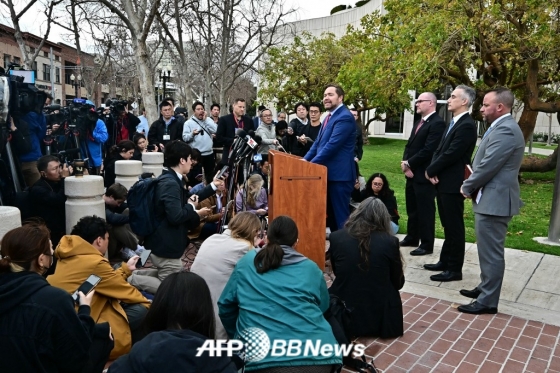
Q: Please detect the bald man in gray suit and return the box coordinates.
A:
[458,87,525,314]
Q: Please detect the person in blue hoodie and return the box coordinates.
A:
[19,110,47,187]
[80,101,108,175]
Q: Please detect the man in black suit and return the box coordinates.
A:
[400,92,445,255]
[424,85,478,282]
[216,98,254,165]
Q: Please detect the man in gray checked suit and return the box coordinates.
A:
[458,87,525,314]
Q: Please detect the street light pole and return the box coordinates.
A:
[70,73,82,98]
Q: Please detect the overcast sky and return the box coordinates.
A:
[5,0,354,44]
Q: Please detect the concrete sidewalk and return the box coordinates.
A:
[397,235,560,327]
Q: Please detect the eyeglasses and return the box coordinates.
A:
[416,100,431,104]
[372,182,384,187]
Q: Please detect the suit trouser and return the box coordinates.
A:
[405,178,436,250]
[107,209,138,260]
[327,180,354,231]
[437,192,466,272]
[201,153,216,184]
[474,213,512,308]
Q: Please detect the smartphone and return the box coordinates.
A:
[217,165,229,179]
[137,249,152,268]
[72,274,101,304]
[147,144,156,151]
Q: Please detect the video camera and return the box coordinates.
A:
[0,65,47,129]
[105,98,129,116]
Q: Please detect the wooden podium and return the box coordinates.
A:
[268,150,327,269]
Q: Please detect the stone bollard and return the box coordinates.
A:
[142,152,164,177]
[114,160,143,190]
[65,176,105,234]
[0,206,21,243]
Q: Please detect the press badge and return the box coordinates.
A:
[163,135,170,140]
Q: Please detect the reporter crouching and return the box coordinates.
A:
[0,222,102,373]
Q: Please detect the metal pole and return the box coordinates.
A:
[548,147,560,242]
[548,113,553,146]
[50,47,55,99]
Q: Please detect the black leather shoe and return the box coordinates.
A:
[430,270,462,282]
[460,288,481,299]
[424,261,446,271]
[410,247,433,256]
[399,239,419,247]
[457,301,497,315]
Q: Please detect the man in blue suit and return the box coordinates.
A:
[304,84,356,231]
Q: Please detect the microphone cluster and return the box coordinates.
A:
[229,129,261,163]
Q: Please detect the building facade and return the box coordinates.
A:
[0,23,107,107]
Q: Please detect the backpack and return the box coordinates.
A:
[324,295,378,373]
[127,173,174,237]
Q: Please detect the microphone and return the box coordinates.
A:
[247,130,261,146]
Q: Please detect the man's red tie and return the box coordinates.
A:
[415,119,425,135]
[322,113,332,129]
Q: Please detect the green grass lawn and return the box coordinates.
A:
[528,142,557,150]
[360,137,559,255]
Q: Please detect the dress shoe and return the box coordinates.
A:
[430,270,462,282]
[410,247,433,256]
[399,239,419,247]
[460,287,481,299]
[457,301,497,315]
[424,261,447,271]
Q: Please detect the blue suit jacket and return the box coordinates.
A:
[304,105,357,182]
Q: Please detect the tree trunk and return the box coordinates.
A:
[518,106,539,142]
[135,41,158,123]
[520,147,558,172]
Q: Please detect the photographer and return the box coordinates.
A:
[17,109,47,187]
[80,104,108,175]
[115,102,140,143]
[182,101,217,184]
[29,155,72,249]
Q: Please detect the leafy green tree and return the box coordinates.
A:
[258,32,352,113]
[339,0,560,171]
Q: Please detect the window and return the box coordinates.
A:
[32,61,37,78]
[4,54,11,69]
[42,63,51,81]
[65,72,72,85]
[14,57,21,65]
[55,55,60,61]
[44,51,48,58]
[55,67,60,83]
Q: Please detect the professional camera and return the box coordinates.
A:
[106,98,129,116]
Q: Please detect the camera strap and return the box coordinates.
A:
[192,117,212,136]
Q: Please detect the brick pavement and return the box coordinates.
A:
[342,292,560,373]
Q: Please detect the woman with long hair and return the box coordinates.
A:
[103,140,136,187]
[329,197,405,339]
[191,212,261,338]
[0,222,98,373]
[109,272,237,373]
[351,172,400,234]
[219,216,341,372]
[235,173,268,215]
